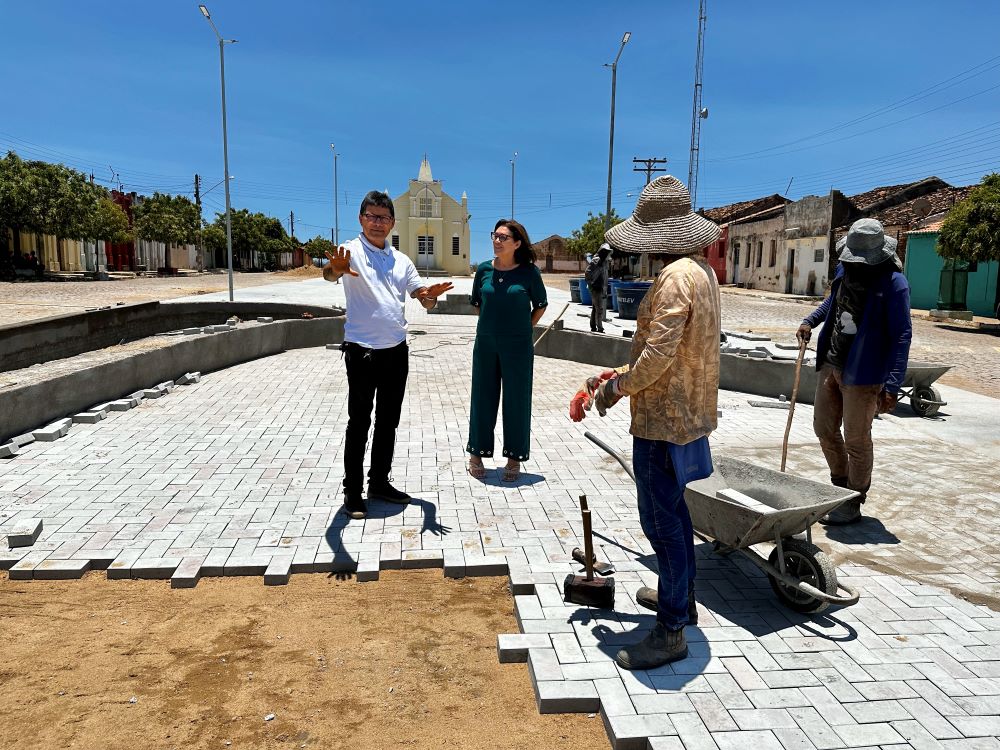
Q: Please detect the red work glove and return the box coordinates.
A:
[569,370,617,422]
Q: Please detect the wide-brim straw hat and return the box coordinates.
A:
[605,175,721,255]
[837,218,900,267]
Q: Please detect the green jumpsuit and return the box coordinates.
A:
[467,260,548,461]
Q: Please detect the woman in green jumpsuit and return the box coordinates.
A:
[467,219,548,481]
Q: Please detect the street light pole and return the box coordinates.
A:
[330,144,339,245]
[604,31,631,228]
[199,5,237,301]
[510,151,517,219]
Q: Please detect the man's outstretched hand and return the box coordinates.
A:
[415,282,454,300]
[324,246,359,279]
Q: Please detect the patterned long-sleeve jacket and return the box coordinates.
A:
[614,255,721,445]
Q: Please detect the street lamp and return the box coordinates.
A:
[199,4,237,301]
[604,31,631,228]
[330,144,339,245]
[510,151,518,219]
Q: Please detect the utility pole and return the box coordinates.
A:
[604,32,631,228]
[289,210,295,239]
[330,144,339,246]
[687,0,708,209]
[510,151,517,219]
[194,174,203,270]
[632,157,668,185]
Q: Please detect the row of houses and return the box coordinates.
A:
[697,176,998,317]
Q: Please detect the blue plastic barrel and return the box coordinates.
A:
[578,277,593,306]
[568,277,582,303]
[608,279,622,312]
[615,281,653,320]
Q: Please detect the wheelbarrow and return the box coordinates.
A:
[585,432,860,614]
[899,362,952,417]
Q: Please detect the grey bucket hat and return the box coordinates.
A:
[837,218,900,266]
[604,175,721,255]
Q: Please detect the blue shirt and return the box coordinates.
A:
[804,265,912,392]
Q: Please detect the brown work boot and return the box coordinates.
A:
[821,498,863,525]
[615,623,687,670]
[635,585,698,625]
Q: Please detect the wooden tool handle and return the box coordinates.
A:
[780,339,808,473]
[582,509,595,581]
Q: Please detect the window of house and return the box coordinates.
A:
[419,197,432,217]
[756,242,763,268]
[452,236,460,255]
[392,234,400,250]
[814,247,824,263]
[743,243,750,268]
[769,239,777,267]
[417,235,434,256]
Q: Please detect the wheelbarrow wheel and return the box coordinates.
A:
[911,386,941,417]
[767,538,837,614]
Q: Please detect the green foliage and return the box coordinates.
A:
[565,210,624,259]
[133,192,200,245]
[204,208,294,260]
[0,151,96,239]
[303,235,334,258]
[88,196,132,244]
[938,173,1000,263]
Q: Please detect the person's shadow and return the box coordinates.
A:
[470,469,546,487]
[821,515,900,545]
[324,494,451,580]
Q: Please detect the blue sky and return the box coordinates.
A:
[2,1,998,263]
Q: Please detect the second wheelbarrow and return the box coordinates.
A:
[585,431,860,614]
[899,362,952,418]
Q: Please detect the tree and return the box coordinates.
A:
[303,235,334,258]
[938,173,1000,263]
[565,210,624,261]
[87,195,132,244]
[133,192,200,245]
[203,208,294,269]
[0,151,95,239]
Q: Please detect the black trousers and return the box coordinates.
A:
[342,340,409,492]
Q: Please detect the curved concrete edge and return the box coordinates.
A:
[0,300,343,374]
[0,317,345,444]
[532,327,819,403]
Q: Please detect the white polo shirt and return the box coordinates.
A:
[342,234,423,349]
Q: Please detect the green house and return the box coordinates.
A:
[905,225,1000,318]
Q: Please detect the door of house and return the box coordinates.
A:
[785,248,795,294]
[732,247,740,284]
[417,235,435,270]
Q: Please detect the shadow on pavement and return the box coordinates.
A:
[822,515,900,545]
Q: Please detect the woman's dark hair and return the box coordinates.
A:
[359,190,395,219]
[494,218,536,265]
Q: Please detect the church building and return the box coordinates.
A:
[390,157,471,276]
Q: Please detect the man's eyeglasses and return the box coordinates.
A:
[490,232,514,243]
[363,213,393,225]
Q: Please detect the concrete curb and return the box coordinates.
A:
[532,326,819,403]
[0,317,345,444]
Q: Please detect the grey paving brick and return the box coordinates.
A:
[527,648,564,684]
[264,555,292,585]
[497,633,551,663]
[845,700,913,724]
[729,708,798,730]
[596,677,637,717]
[712,730,784,750]
[601,712,675,750]
[772,726,818,750]
[947,716,1000,738]
[691,692,739,731]
[668,711,719,750]
[788,706,848,750]
[534,679,599,714]
[131,558,179,579]
[170,557,204,589]
[833,722,905,747]
[31,558,90,579]
[8,518,42,547]
[0,443,18,458]
[356,549,380,582]
[442,547,464,577]
[646,738,685,750]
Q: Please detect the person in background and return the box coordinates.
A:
[797,218,911,525]
[466,219,548,482]
[586,242,612,333]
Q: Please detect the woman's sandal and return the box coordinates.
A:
[502,461,521,482]
[468,458,486,480]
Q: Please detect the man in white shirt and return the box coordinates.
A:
[324,190,453,519]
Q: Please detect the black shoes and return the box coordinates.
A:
[343,491,367,519]
[615,622,688,670]
[367,481,411,505]
[635,584,699,625]
[821,498,863,525]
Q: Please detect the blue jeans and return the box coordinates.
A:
[633,436,696,630]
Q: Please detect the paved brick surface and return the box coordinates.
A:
[2,278,999,749]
